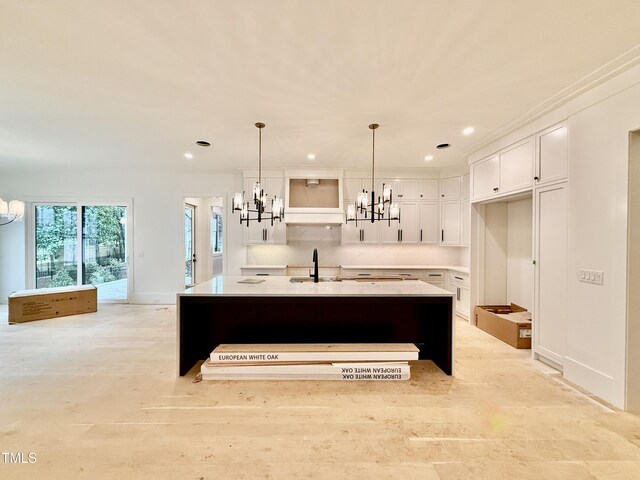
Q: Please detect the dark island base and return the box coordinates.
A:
[178,296,453,376]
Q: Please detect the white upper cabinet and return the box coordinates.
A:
[440,176,461,200]
[419,201,439,244]
[471,136,534,202]
[462,173,470,199]
[499,137,534,194]
[535,123,568,186]
[398,201,419,243]
[471,155,500,201]
[419,179,440,200]
[397,179,420,200]
[343,178,364,205]
[440,200,461,246]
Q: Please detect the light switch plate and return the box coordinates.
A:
[578,269,604,285]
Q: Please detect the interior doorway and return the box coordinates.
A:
[183,197,224,288]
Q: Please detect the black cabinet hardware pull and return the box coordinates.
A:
[534,176,540,181]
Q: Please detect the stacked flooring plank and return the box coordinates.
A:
[201,343,418,381]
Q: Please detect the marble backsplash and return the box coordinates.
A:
[246,225,469,267]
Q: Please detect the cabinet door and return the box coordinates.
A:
[341,221,361,245]
[266,177,285,201]
[266,221,286,244]
[441,200,461,245]
[399,202,419,243]
[471,155,499,201]
[419,201,439,244]
[419,179,439,200]
[462,173,470,199]
[344,178,364,205]
[361,218,379,244]
[534,182,568,365]
[440,176,461,199]
[245,223,265,245]
[461,198,470,246]
[536,123,568,185]
[379,219,400,244]
[398,179,420,200]
[458,286,470,318]
[499,138,534,194]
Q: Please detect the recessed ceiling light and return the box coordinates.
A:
[184,153,194,159]
[424,155,434,161]
[462,127,475,135]
[436,143,451,149]
[307,153,316,160]
[196,140,211,147]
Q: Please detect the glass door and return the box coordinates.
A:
[33,202,130,302]
[35,205,78,288]
[82,206,128,301]
[185,204,196,287]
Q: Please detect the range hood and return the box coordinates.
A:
[284,170,345,224]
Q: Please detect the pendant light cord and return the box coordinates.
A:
[371,126,375,192]
[258,125,262,185]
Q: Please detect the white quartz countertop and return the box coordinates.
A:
[180,276,454,297]
[340,265,470,274]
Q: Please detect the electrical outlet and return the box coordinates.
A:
[578,269,604,285]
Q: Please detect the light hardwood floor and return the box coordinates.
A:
[0,304,639,479]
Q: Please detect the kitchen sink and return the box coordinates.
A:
[289,276,340,283]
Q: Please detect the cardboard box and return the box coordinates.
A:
[475,304,532,349]
[8,285,97,324]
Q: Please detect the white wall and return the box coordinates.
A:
[507,198,533,310]
[468,63,640,408]
[482,203,508,304]
[0,172,244,304]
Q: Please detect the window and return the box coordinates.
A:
[211,207,223,253]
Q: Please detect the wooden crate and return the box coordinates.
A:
[8,285,97,324]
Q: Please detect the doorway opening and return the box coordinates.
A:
[183,197,224,288]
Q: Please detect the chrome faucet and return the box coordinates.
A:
[310,248,319,283]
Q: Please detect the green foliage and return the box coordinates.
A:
[50,269,74,287]
[89,265,116,284]
[35,206,77,258]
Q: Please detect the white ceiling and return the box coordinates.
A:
[1,0,640,174]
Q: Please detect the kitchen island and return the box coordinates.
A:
[177,276,455,376]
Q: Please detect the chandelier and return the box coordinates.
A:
[0,198,25,226]
[345,124,400,225]
[232,123,284,225]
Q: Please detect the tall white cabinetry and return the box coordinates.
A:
[532,122,568,367]
[469,120,568,370]
[534,182,568,367]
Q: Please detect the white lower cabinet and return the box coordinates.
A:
[447,271,470,319]
[534,182,568,366]
[423,270,445,288]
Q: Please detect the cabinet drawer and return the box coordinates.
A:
[448,271,469,287]
[240,268,287,276]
